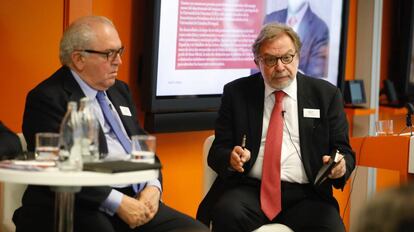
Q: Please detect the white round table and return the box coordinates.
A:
[0,168,158,186]
[0,167,159,232]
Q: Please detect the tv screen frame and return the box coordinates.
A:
[344,80,366,105]
[141,0,350,132]
[389,0,414,106]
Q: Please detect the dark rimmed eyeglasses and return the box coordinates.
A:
[78,47,125,61]
[256,52,296,67]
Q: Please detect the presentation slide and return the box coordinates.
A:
[156,0,344,96]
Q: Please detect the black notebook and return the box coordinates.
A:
[83,161,161,173]
[314,150,343,186]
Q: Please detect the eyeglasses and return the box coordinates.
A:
[78,47,125,61]
[256,53,296,67]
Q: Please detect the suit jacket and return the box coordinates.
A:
[197,72,355,224]
[18,65,162,212]
[264,7,330,78]
[0,121,22,159]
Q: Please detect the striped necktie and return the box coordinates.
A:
[96,91,131,153]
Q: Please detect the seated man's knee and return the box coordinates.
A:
[212,196,247,219]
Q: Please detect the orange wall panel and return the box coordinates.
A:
[344,0,357,81]
[64,0,92,27]
[0,0,63,132]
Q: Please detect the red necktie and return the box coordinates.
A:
[261,91,285,220]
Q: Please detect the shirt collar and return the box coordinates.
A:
[264,76,297,101]
[70,69,99,99]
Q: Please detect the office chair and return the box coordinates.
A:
[202,135,294,232]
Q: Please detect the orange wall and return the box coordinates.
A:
[0,0,62,132]
[344,0,357,81]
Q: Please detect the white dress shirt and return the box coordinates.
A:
[248,77,309,183]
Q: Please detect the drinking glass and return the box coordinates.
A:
[375,120,393,136]
[131,135,156,163]
[35,132,60,161]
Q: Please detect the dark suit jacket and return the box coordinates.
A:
[15,66,162,225]
[0,121,22,159]
[264,7,330,78]
[197,72,355,224]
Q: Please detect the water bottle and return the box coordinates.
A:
[58,101,83,171]
[78,97,99,163]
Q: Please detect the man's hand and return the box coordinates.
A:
[322,154,346,179]
[136,186,161,220]
[117,195,151,229]
[117,186,161,228]
[230,146,251,172]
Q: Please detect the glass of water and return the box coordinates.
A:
[131,135,156,164]
[375,120,393,136]
[35,132,60,161]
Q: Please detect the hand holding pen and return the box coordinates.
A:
[229,134,251,172]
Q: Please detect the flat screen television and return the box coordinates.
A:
[141,0,350,132]
[388,0,414,106]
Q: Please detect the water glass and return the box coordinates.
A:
[35,132,60,161]
[375,120,393,136]
[131,135,156,164]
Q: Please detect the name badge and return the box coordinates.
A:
[120,106,132,116]
[303,108,320,118]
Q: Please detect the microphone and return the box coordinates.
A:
[406,103,414,128]
[406,103,414,115]
[282,110,286,117]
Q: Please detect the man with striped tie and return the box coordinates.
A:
[14,15,207,232]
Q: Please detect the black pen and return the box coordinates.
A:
[241,134,246,149]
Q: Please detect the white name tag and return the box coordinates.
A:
[303,108,320,118]
[120,106,132,116]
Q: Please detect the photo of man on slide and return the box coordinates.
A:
[264,0,330,78]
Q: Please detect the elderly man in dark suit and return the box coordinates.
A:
[13,15,207,232]
[264,0,330,78]
[197,23,354,232]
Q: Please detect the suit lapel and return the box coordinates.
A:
[297,7,313,44]
[247,75,265,163]
[280,9,288,22]
[106,86,135,137]
[296,74,319,179]
[61,66,86,102]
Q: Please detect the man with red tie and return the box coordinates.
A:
[197,23,355,232]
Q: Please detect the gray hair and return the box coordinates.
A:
[59,16,114,65]
[252,23,302,58]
